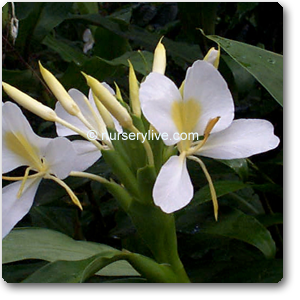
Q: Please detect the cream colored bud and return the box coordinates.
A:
[92,92,115,129]
[39,62,80,116]
[152,37,166,74]
[128,60,141,117]
[2,82,57,121]
[83,73,133,129]
[203,47,220,69]
[114,82,123,102]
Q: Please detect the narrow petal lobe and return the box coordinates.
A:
[153,155,193,213]
[2,178,41,238]
[198,119,280,159]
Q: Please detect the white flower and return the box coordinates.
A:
[55,85,122,136]
[83,28,95,54]
[54,84,123,170]
[2,102,86,238]
[140,59,280,216]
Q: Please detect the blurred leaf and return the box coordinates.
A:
[2,69,38,92]
[2,2,9,28]
[59,49,152,92]
[67,13,201,67]
[3,228,140,277]
[16,3,73,52]
[217,158,249,181]
[218,259,283,283]
[203,33,283,106]
[189,180,249,208]
[42,34,88,66]
[256,213,283,228]
[21,248,177,283]
[98,50,154,76]
[93,27,131,60]
[3,261,48,283]
[178,3,218,47]
[102,277,147,283]
[177,205,276,259]
[29,206,79,237]
[221,55,256,97]
[76,2,99,15]
[21,251,124,283]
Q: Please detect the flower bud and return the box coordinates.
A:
[83,73,133,129]
[92,92,115,129]
[203,47,220,69]
[39,62,80,116]
[2,82,57,121]
[152,37,166,74]
[128,60,141,117]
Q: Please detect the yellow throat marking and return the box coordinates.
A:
[171,98,201,151]
[5,132,44,171]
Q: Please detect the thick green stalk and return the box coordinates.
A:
[100,140,190,282]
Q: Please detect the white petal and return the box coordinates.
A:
[83,29,94,53]
[153,155,193,213]
[71,140,102,171]
[83,28,93,43]
[83,41,94,54]
[2,178,41,239]
[55,89,102,136]
[184,60,234,135]
[198,119,280,159]
[140,72,182,145]
[2,102,50,173]
[43,137,77,179]
[100,82,115,95]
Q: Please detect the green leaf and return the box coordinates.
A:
[67,13,201,67]
[42,34,88,66]
[16,3,73,52]
[2,69,38,92]
[97,51,154,76]
[217,158,249,181]
[21,252,122,283]
[206,209,276,258]
[21,249,180,283]
[203,34,283,106]
[256,213,283,228]
[76,2,99,15]
[93,27,131,60]
[177,205,276,259]
[2,228,139,277]
[189,180,249,208]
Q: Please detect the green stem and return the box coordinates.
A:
[129,125,155,166]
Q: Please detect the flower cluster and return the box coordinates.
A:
[2,39,279,238]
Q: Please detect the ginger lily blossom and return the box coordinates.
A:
[2,102,84,238]
[55,85,122,144]
[140,59,280,218]
[54,85,122,167]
